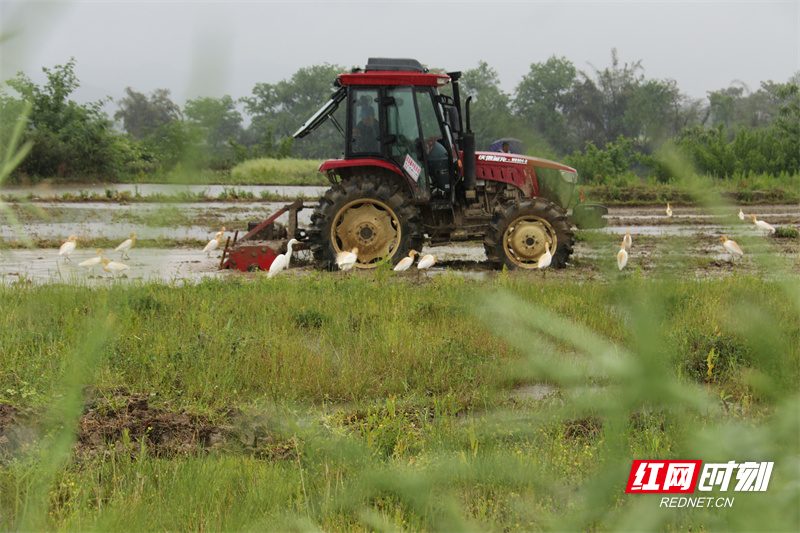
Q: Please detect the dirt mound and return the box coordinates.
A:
[79,391,227,458]
[79,390,296,460]
[1,392,298,461]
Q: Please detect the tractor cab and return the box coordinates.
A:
[294,58,463,204]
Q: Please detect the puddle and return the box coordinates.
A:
[0,248,232,286]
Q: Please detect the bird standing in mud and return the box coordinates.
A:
[202,235,220,257]
[738,209,745,221]
[537,242,552,278]
[749,214,776,236]
[720,236,744,261]
[417,253,436,271]
[393,250,418,272]
[59,235,78,261]
[623,229,632,252]
[617,240,629,270]
[336,247,359,271]
[102,258,130,277]
[115,232,137,259]
[79,249,104,270]
[268,238,298,278]
[202,227,226,257]
[666,203,673,218]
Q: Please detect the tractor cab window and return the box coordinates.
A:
[416,88,451,194]
[385,87,428,191]
[350,89,381,155]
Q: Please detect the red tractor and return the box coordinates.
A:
[293,57,607,270]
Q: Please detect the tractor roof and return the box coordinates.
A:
[336,58,450,87]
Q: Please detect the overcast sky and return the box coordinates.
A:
[1,0,798,113]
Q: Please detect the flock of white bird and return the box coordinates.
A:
[615,204,778,270]
[55,204,778,278]
[58,232,138,277]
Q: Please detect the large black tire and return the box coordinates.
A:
[484,198,574,269]
[308,176,423,269]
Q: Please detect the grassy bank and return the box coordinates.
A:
[0,273,797,531]
[582,182,799,206]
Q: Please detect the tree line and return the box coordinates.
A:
[0,52,797,184]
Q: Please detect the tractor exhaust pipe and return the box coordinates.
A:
[463,96,476,199]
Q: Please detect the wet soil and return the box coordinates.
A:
[0,391,297,461]
[1,203,798,285]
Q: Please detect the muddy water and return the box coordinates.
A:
[0,201,317,242]
[1,195,798,285]
[0,183,330,200]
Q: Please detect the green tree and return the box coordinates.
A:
[514,56,578,154]
[6,58,119,179]
[114,87,182,140]
[707,87,743,128]
[589,48,645,143]
[184,95,243,160]
[242,63,346,159]
[623,78,682,150]
[461,61,518,150]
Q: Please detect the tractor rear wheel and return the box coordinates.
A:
[484,198,574,269]
[308,176,423,269]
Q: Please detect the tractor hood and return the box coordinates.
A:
[475,152,578,209]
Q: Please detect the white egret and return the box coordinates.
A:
[749,214,776,235]
[102,258,130,277]
[336,247,359,271]
[537,242,552,269]
[417,253,436,271]
[666,203,673,218]
[738,209,745,221]
[203,232,223,257]
[268,239,299,278]
[617,240,628,270]
[720,236,744,261]
[393,250,418,272]
[537,242,552,278]
[623,229,632,252]
[79,249,104,269]
[59,235,78,261]
[115,232,137,259]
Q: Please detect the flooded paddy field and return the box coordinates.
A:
[1,189,798,285]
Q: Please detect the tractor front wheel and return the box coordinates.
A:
[308,176,423,269]
[484,198,574,269]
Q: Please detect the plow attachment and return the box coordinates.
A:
[219,200,306,272]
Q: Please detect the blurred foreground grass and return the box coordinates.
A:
[0,272,797,531]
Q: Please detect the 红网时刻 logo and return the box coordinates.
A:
[626,460,773,493]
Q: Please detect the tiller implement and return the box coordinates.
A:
[219,200,306,272]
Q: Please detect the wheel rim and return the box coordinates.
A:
[331,198,401,266]
[503,215,557,268]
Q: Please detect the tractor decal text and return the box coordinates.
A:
[404,154,421,182]
[478,154,527,165]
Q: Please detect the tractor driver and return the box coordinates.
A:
[353,106,380,152]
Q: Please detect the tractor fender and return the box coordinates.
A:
[319,158,425,200]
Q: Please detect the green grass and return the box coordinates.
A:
[229,158,327,186]
[0,272,797,531]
